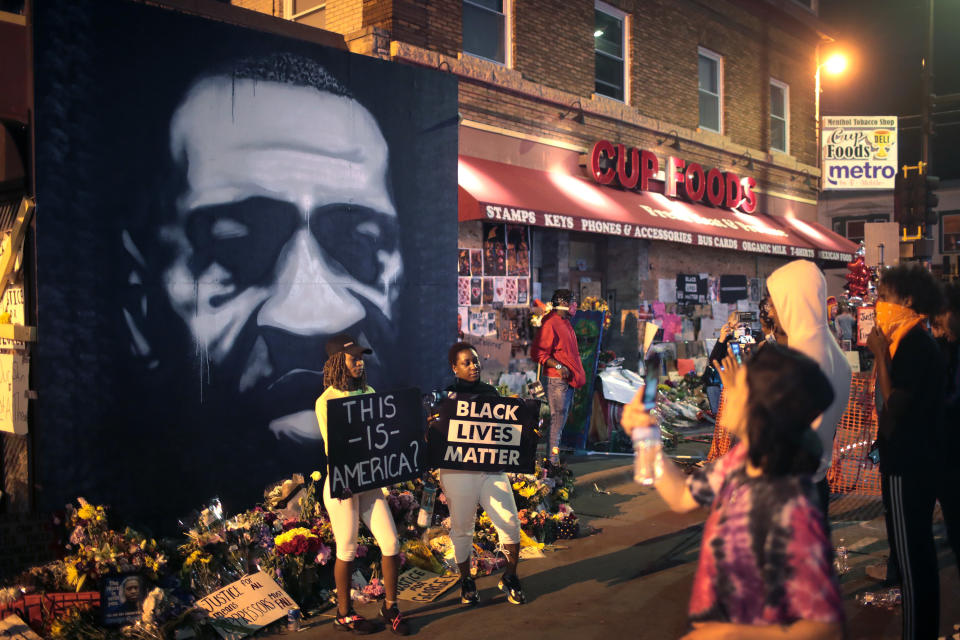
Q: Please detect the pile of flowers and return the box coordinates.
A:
[62,498,168,593]
[1,459,584,638]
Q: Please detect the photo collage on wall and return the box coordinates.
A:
[457,223,530,338]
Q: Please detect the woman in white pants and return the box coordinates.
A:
[438,342,525,606]
[316,333,409,636]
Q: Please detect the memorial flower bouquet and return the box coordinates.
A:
[61,498,167,592]
[178,499,260,595]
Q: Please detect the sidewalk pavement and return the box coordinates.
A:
[266,454,960,640]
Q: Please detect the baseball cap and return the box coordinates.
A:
[325,333,373,358]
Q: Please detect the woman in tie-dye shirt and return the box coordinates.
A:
[623,343,843,640]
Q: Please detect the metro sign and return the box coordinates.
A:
[588,140,758,214]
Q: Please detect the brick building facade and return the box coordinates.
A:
[233,0,853,394]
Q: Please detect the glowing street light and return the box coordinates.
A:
[823,53,848,76]
[815,47,852,173]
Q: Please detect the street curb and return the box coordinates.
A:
[570,459,634,494]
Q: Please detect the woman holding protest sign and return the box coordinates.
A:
[316,333,410,635]
[437,342,525,607]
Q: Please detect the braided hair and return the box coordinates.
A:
[323,352,366,392]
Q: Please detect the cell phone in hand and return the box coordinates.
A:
[730,342,742,364]
[642,353,661,409]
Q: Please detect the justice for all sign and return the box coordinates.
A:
[821,116,898,190]
[429,395,539,473]
[326,388,424,494]
[194,572,296,639]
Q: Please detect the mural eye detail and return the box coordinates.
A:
[210,218,250,240]
[355,220,382,241]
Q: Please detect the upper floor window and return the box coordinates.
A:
[594,2,627,102]
[290,0,325,28]
[463,0,506,64]
[698,47,723,133]
[770,78,789,153]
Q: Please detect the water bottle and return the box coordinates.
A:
[632,426,662,486]
[417,481,437,528]
[834,539,849,575]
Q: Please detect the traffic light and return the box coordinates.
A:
[893,166,939,227]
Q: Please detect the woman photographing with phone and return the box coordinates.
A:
[623,343,843,640]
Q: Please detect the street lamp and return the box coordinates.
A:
[815,50,849,172]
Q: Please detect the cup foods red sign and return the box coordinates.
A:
[588,140,758,214]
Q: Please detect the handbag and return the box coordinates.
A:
[526,363,546,400]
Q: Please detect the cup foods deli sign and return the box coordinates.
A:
[821,116,897,190]
[588,140,759,213]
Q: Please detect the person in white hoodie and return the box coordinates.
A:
[765,260,852,517]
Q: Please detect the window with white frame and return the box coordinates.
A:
[770,78,789,153]
[290,0,325,28]
[463,0,507,64]
[594,2,627,102]
[698,48,723,133]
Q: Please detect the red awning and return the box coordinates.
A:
[459,155,854,261]
[775,217,858,263]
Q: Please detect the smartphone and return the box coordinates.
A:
[642,353,661,409]
[730,342,742,364]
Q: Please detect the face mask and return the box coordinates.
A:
[874,301,912,336]
[874,300,925,358]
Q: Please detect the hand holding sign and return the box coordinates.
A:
[428,394,539,473]
[326,388,425,496]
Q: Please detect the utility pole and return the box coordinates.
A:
[921,0,934,169]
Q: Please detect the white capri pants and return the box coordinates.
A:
[323,478,400,561]
[437,470,521,564]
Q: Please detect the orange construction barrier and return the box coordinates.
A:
[707,372,881,497]
[826,372,881,496]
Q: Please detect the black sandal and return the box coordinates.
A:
[334,610,378,634]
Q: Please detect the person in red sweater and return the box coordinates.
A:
[531,289,587,462]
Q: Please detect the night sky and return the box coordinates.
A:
[819,0,960,180]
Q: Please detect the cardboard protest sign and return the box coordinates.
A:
[428,394,539,473]
[326,388,424,495]
[0,615,43,640]
[396,567,459,603]
[856,306,875,347]
[195,571,296,639]
[0,353,29,434]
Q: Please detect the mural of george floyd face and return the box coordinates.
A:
[33,0,457,531]
[158,70,402,442]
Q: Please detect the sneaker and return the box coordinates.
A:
[460,575,479,606]
[380,603,411,636]
[498,573,526,605]
[334,610,378,634]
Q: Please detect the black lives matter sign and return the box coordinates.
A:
[429,395,538,473]
[326,388,424,494]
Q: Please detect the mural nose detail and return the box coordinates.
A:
[257,229,365,335]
